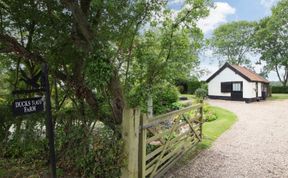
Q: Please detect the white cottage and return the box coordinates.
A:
[206,63,269,102]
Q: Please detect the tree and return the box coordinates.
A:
[0,0,211,130]
[210,21,256,65]
[128,21,204,116]
[254,0,288,86]
[0,1,213,176]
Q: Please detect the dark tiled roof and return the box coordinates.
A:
[206,63,269,83]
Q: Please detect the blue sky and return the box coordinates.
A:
[168,0,281,81]
[223,0,273,21]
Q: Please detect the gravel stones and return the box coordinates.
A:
[166,99,288,178]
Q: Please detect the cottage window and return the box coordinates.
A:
[221,82,232,92]
[232,83,242,91]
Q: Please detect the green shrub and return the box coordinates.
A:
[128,84,180,115]
[175,78,204,94]
[56,122,124,178]
[187,80,202,94]
[203,104,218,122]
[153,85,179,114]
[271,86,288,93]
[205,112,217,122]
[0,105,13,146]
[194,88,208,100]
[170,102,184,110]
[200,83,208,91]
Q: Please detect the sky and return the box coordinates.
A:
[168,0,281,81]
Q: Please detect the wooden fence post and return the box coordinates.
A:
[199,100,204,140]
[138,114,147,178]
[121,108,140,178]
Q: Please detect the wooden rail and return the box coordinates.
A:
[139,103,203,178]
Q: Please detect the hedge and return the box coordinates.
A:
[176,79,204,94]
[271,86,288,93]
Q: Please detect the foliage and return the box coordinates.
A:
[128,83,180,115]
[56,121,124,177]
[199,105,237,149]
[0,0,212,176]
[187,79,202,94]
[0,158,47,177]
[166,105,237,170]
[253,0,288,86]
[175,77,204,94]
[76,126,124,177]
[171,102,185,110]
[152,85,179,115]
[210,21,256,66]
[194,88,208,100]
[271,86,288,93]
[0,111,47,162]
[205,111,217,122]
[203,104,217,122]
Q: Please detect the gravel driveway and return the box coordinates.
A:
[167,99,288,178]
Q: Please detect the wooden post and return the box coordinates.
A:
[199,100,204,140]
[42,63,57,178]
[147,94,153,118]
[121,108,140,178]
[139,114,147,178]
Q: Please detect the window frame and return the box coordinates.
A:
[232,82,242,92]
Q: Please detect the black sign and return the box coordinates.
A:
[12,97,44,116]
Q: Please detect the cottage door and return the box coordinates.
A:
[231,82,243,100]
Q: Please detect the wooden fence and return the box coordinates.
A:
[121,104,203,178]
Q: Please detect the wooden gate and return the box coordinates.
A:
[138,104,203,178]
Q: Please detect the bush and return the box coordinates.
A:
[271,86,288,93]
[127,84,180,115]
[203,104,217,122]
[175,78,203,94]
[194,88,208,100]
[187,80,202,94]
[153,85,179,114]
[205,112,217,122]
[56,122,124,178]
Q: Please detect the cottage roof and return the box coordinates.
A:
[206,63,269,84]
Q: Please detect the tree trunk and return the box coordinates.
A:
[109,70,125,125]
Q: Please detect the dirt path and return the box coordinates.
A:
[167,99,288,178]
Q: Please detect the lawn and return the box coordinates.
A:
[198,106,237,149]
[268,93,288,100]
[179,94,195,100]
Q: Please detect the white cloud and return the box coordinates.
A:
[260,0,280,9]
[197,2,236,34]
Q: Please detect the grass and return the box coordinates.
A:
[179,94,195,100]
[268,93,288,100]
[166,105,237,174]
[199,106,237,149]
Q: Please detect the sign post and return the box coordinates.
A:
[42,63,57,178]
[12,63,57,177]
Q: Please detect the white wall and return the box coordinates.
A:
[208,67,257,99]
[258,82,262,97]
[245,82,257,98]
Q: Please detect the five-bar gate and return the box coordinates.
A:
[121,104,203,178]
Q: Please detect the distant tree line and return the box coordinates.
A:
[209,0,288,86]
